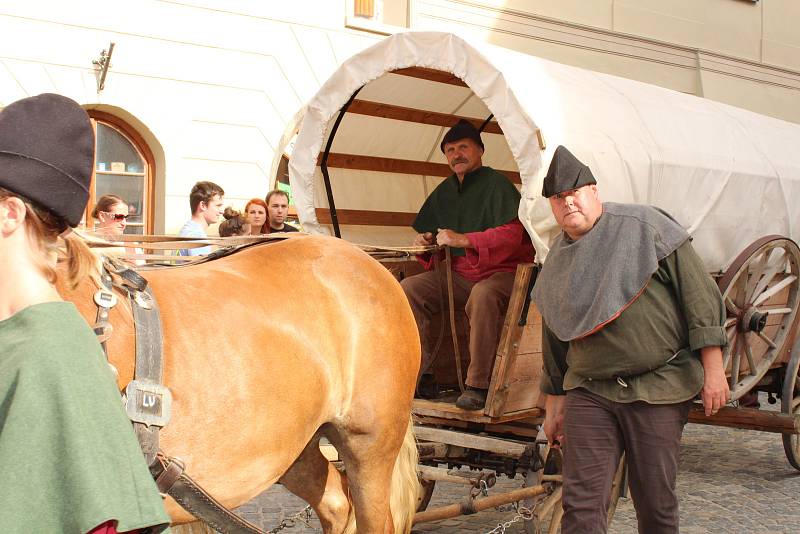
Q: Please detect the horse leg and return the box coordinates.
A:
[333,418,419,534]
[279,435,353,534]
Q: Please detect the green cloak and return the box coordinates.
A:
[412,166,521,256]
[0,302,170,533]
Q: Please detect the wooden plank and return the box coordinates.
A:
[348,99,503,134]
[413,415,543,439]
[486,264,535,417]
[687,404,800,433]
[417,465,476,485]
[412,398,542,424]
[318,152,522,184]
[501,352,546,414]
[518,315,543,355]
[413,426,528,457]
[391,67,468,87]
[315,208,416,226]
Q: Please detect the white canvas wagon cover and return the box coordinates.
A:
[288,31,800,271]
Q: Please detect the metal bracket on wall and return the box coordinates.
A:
[92,42,115,92]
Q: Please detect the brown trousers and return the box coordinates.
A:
[562,388,691,534]
[400,269,515,388]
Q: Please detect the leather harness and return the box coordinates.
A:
[93,250,273,534]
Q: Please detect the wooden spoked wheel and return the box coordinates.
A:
[782,348,800,471]
[717,236,800,401]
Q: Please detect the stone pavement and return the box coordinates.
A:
[234,399,800,533]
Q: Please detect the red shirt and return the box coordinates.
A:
[89,520,141,534]
[418,219,535,282]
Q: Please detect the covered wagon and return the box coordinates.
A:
[285,30,800,529]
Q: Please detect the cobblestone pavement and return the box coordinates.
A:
[233,399,800,534]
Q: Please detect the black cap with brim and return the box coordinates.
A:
[542,145,597,198]
[440,119,485,153]
[0,93,94,228]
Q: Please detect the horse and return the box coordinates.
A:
[57,234,422,533]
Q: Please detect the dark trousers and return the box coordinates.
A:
[562,388,691,534]
[400,270,515,388]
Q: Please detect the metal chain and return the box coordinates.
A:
[484,503,533,534]
[268,504,314,533]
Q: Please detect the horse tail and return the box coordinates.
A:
[390,416,421,534]
[342,416,420,534]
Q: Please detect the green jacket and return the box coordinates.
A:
[540,241,727,403]
[413,166,520,256]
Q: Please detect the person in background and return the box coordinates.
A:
[0,93,170,533]
[219,207,251,237]
[265,189,298,233]
[178,180,224,256]
[91,194,130,235]
[90,194,144,265]
[244,198,269,235]
[534,145,729,534]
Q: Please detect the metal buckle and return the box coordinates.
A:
[132,290,153,310]
[124,380,172,428]
[93,288,118,308]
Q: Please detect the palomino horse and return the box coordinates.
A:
[58,234,421,533]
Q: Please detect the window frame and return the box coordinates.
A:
[86,111,156,234]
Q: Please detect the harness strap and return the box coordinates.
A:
[129,285,166,466]
[93,269,116,355]
[151,455,268,534]
[90,261,276,533]
[444,246,465,394]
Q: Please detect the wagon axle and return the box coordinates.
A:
[740,308,768,333]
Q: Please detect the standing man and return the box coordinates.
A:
[265,189,299,233]
[401,119,535,410]
[178,180,225,256]
[533,146,730,533]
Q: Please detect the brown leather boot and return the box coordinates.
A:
[455,387,487,410]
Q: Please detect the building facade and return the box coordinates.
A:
[1,0,797,233]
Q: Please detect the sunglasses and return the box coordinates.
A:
[103,212,130,221]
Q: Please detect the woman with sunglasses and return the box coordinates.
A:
[90,195,145,264]
[92,194,130,235]
[0,94,169,533]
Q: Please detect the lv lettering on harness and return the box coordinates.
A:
[125,380,173,428]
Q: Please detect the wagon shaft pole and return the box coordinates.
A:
[688,405,800,434]
[412,484,547,524]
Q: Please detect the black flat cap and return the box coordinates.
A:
[542,145,597,198]
[440,119,484,153]
[0,93,94,227]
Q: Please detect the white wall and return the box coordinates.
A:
[0,0,381,232]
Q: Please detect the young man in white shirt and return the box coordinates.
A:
[179,181,225,256]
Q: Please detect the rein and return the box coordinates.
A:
[380,245,464,396]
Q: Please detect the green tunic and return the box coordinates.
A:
[412,166,521,256]
[540,241,727,404]
[0,302,170,533]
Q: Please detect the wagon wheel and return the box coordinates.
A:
[782,344,800,471]
[522,451,625,533]
[717,236,800,401]
[416,479,436,512]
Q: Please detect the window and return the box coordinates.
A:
[347,0,410,34]
[88,113,154,234]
